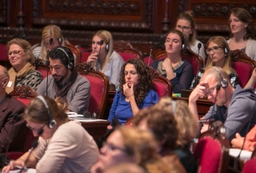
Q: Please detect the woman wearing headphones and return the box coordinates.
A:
[33,25,65,61]
[151,29,194,93]
[87,30,124,87]
[2,96,99,173]
[190,36,239,89]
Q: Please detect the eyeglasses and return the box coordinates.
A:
[102,142,127,153]
[176,25,191,30]
[7,50,23,56]
[206,46,221,54]
[26,123,46,133]
[204,84,220,97]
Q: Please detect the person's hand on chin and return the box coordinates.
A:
[123,83,134,101]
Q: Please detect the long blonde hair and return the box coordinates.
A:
[40,25,65,61]
[93,30,113,72]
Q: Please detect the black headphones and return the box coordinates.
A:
[220,36,229,54]
[212,66,228,89]
[37,95,57,129]
[57,47,73,69]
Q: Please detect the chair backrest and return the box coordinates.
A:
[35,58,50,79]
[230,50,256,88]
[76,62,109,118]
[9,86,38,106]
[0,41,8,61]
[113,40,143,62]
[194,130,230,173]
[75,44,92,63]
[149,67,172,97]
[65,40,82,65]
[154,48,204,76]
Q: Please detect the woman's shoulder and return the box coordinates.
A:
[111,51,123,60]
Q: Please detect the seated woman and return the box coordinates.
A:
[136,97,197,173]
[33,24,65,61]
[227,8,256,61]
[133,100,187,173]
[91,126,174,173]
[190,36,239,89]
[175,11,206,63]
[6,38,43,93]
[2,96,99,173]
[107,59,158,127]
[87,30,124,86]
[151,29,194,93]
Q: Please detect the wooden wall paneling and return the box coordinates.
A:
[0,0,8,26]
[188,0,256,43]
[31,0,155,33]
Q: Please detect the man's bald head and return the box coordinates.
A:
[201,66,229,84]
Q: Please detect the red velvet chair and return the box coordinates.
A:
[154,48,204,76]
[9,86,38,106]
[75,45,92,63]
[76,62,109,118]
[230,50,256,88]
[148,67,172,98]
[65,40,82,65]
[35,58,50,79]
[242,157,256,173]
[113,40,143,62]
[194,130,230,173]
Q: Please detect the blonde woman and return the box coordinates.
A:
[190,36,239,88]
[87,30,124,86]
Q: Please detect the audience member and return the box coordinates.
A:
[227,7,256,61]
[175,11,206,63]
[108,59,158,127]
[0,65,26,153]
[37,46,90,114]
[189,66,256,140]
[2,96,99,173]
[231,125,256,151]
[5,38,43,93]
[151,29,194,93]
[91,126,173,173]
[190,36,239,89]
[33,25,65,61]
[87,30,124,86]
[134,99,188,173]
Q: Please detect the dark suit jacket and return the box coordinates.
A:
[0,94,26,152]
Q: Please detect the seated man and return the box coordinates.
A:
[0,65,26,152]
[189,66,256,140]
[36,46,90,114]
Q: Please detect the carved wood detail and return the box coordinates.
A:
[0,0,7,24]
[192,3,256,17]
[31,0,154,31]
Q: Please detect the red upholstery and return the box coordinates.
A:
[182,55,198,76]
[113,40,143,62]
[143,56,154,66]
[153,76,172,98]
[76,63,109,118]
[194,131,229,173]
[242,157,256,173]
[76,45,92,63]
[118,52,140,62]
[36,66,50,79]
[232,62,253,88]
[9,86,38,105]
[16,98,31,106]
[230,49,256,88]
[0,43,8,61]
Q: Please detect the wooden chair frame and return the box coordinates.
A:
[9,86,38,100]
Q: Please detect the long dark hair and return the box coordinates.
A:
[118,59,154,106]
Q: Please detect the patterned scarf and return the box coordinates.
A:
[6,62,35,93]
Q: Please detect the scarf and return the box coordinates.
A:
[6,62,35,93]
[54,68,78,102]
